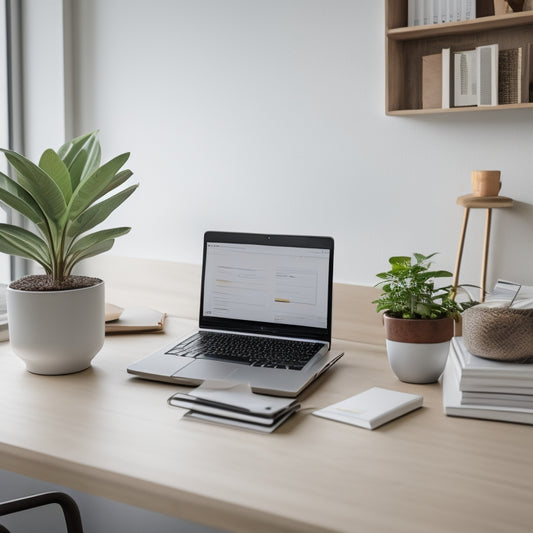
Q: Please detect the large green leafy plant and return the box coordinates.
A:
[0,131,138,287]
[373,253,461,320]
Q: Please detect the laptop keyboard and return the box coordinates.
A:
[166,331,324,370]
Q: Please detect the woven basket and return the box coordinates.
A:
[462,306,533,362]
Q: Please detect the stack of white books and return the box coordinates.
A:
[168,380,300,433]
[408,0,476,27]
[443,337,533,425]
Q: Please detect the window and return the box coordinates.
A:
[0,0,10,282]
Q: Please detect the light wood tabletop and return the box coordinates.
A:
[0,258,531,533]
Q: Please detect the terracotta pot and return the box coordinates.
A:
[383,313,454,384]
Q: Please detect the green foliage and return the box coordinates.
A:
[0,131,138,282]
[373,252,462,320]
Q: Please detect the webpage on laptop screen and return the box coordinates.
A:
[203,242,330,329]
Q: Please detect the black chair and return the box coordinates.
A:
[0,491,83,533]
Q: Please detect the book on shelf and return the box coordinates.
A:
[477,43,499,106]
[523,42,533,103]
[442,359,533,425]
[451,336,533,394]
[408,0,425,26]
[442,48,452,108]
[422,52,443,108]
[454,49,477,106]
[498,48,522,105]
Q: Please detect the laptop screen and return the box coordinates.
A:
[199,232,334,343]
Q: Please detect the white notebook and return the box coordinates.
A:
[313,387,423,430]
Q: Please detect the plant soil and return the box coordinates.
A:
[9,275,103,292]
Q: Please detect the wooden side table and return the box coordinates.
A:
[452,194,514,303]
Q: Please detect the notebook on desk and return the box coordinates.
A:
[127,231,343,397]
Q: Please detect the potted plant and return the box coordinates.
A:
[0,131,138,374]
[373,253,462,384]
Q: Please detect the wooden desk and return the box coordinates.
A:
[0,259,531,533]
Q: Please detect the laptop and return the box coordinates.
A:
[127,231,343,397]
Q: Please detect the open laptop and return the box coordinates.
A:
[127,231,343,397]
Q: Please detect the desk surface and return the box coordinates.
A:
[1,258,532,533]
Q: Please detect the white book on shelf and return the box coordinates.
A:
[454,49,477,106]
[460,0,467,20]
[443,360,533,425]
[442,48,451,108]
[477,43,499,106]
[423,0,432,25]
[432,0,440,23]
[439,0,447,22]
[455,0,463,21]
[408,0,416,26]
[444,0,452,22]
[448,0,457,22]
[414,0,425,26]
[463,0,476,20]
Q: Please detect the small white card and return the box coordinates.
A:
[313,387,423,430]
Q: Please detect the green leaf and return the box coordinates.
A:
[0,172,46,226]
[0,224,51,270]
[64,238,116,277]
[68,227,130,256]
[1,149,66,222]
[68,152,130,220]
[419,270,453,280]
[389,256,411,268]
[67,150,88,191]
[67,133,102,190]
[94,169,133,201]
[57,131,95,167]
[39,149,72,203]
[67,184,138,238]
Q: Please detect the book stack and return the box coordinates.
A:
[442,336,533,425]
[168,380,300,433]
[408,0,476,26]
[422,42,533,109]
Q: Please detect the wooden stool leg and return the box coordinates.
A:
[452,207,470,298]
[480,208,492,302]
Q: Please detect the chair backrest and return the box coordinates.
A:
[0,491,83,533]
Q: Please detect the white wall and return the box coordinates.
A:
[59,0,533,289]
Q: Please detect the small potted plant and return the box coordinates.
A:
[0,131,138,374]
[373,253,462,384]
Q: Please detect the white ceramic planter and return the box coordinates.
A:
[383,314,454,384]
[386,339,451,384]
[6,281,105,375]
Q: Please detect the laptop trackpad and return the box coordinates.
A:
[172,359,239,381]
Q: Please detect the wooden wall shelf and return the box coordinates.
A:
[386,1,533,115]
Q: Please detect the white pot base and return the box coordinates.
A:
[386,339,450,384]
